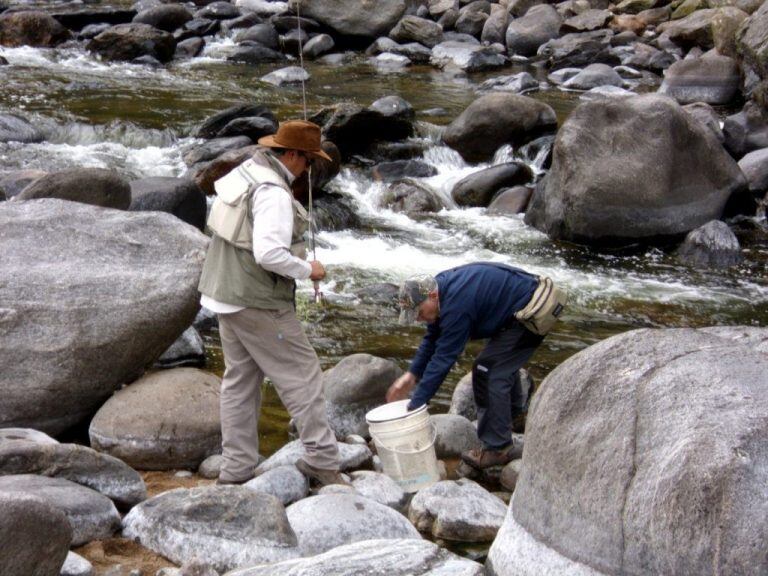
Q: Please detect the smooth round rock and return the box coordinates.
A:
[286,493,421,556]
[89,368,222,470]
[0,475,120,546]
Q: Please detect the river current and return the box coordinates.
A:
[2,16,767,454]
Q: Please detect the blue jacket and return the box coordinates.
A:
[407,262,538,409]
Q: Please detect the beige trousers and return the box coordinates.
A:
[217,307,339,482]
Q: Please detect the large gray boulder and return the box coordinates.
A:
[223,538,485,575]
[659,52,741,105]
[0,10,71,47]
[562,63,624,90]
[675,219,742,268]
[0,200,207,435]
[287,0,406,38]
[324,354,404,438]
[286,494,421,556]
[0,492,72,576]
[14,168,131,209]
[443,93,557,163]
[123,486,299,573]
[409,479,507,542]
[87,23,176,63]
[0,475,121,546]
[487,326,768,576]
[505,4,562,57]
[0,440,146,508]
[89,368,221,470]
[129,177,207,231]
[525,94,747,245]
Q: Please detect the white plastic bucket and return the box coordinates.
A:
[365,400,440,493]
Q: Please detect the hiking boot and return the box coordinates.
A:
[461,442,523,470]
[296,459,350,487]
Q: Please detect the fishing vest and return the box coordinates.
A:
[198,151,309,310]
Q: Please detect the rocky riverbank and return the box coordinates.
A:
[1,0,767,574]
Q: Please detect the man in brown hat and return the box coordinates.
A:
[198,119,347,487]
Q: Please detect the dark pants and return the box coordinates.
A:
[472,322,544,450]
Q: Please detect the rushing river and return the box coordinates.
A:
[2,13,767,456]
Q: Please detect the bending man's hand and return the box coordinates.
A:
[386,372,417,403]
[309,260,326,281]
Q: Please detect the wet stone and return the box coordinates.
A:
[255,439,372,475]
[409,479,507,542]
[0,474,121,546]
[123,486,299,573]
[432,414,480,459]
[0,440,147,508]
[286,493,421,556]
[246,465,309,506]
[348,470,410,512]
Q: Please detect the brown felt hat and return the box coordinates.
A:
[258,119,332,162]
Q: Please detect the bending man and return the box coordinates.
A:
[199,119,345,486]
[387,262,563,469]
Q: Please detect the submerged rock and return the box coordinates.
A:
[0,200,207,435]
[488,326,768,575]
[123,486,299,573]
[89,368,221,470]
[0,475,120,546]
[409,479,507,542]
[0,492,72,576]
[286,493,421,556]
[675,220,742,268]
[261,66,310,86]
[223,538,484,575]
[0,440,146,508]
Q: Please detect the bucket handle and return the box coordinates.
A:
[374,421,438,455]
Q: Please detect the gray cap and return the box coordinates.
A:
[398,274,437,325]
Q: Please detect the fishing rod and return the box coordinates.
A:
[295,0,323,305]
